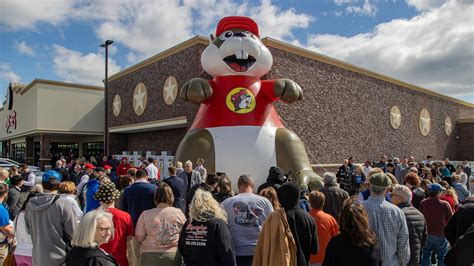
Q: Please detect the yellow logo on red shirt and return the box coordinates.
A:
[226,87,256,114]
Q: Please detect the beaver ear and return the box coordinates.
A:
[209,34,215,43]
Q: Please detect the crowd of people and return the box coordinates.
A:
[0,154,472,266]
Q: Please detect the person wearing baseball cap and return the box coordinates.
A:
[362,173,410,266]
[419,183,453,266]
[23,170,77,265]
[95,181,133,266]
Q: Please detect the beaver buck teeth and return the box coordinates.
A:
[223,51,256,72]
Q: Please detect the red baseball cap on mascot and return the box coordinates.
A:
[216,16,259,37]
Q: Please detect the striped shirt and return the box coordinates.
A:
[362,195,410,266]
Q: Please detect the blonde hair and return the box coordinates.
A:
[31,184,44,193]
[176,161,183,168]
[0,168,9,180]
[72,209,114,248]
[59,181,76,194]
[189,190,227,223]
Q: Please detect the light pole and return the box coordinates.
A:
[100,40,113,157]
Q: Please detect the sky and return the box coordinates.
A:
[0,0,473,104]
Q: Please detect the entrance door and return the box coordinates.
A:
[50,142,79,165]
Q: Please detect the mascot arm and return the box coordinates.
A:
[179,78,213,104]
[273,78,303,104]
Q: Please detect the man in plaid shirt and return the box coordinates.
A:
[362,173,410,266]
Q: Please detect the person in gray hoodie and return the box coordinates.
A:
[24,170,78,266]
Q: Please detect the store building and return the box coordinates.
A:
[106,36,474,167]
[0,79,104,168]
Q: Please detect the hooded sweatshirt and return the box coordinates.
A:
[277,183,318,266]
[24,192,78,266]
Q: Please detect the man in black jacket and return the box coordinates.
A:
[163,166,186,212]
[6,175,23,220]
[277,182,318,266]
[320,172,349,221]
[185,173,219,219]
[391,184,427,266]
[444,202,474,246]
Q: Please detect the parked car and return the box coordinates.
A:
[0,158,40,171]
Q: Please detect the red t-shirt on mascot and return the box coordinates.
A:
[190,75,284,130]
[100,207,134,266]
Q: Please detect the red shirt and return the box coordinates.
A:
[308,209,339,263]
[116,163,130,177]
[100,207,134,266]
[419,197,453,236]
[190,75,283,129]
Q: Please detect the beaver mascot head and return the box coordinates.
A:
[201,16,273,78]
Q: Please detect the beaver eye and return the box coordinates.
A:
[219,30,233,40]
[242,31,251,36]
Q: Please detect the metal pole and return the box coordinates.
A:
[104,43,108,157]
[101,40,113,157]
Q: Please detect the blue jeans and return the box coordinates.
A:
[421,235,448,266]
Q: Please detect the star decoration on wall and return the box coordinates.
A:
[133,83,147,115]
[389,105,401,129]
[163,76,178,105]
[113,95,121,116]
[445,116,452,136]
[419,108,431,136]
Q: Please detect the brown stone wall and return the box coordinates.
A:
[456,122,474,160]
[39,134,51,170]
[267,46,474,163]
[25,137,34,165]
[126,128,187,154]
[107,42,474,163]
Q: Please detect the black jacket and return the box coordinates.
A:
[64,246,118,266]
[278,183,318,266]
[178,217,236,266]
[411,187,425,209]
[445,224,474,266]
[6,186,22,220]
[399,202,427,266]
[323,233,381,266]
[444,202,474,246]
[320,184,349,221]
[164,175,186,212]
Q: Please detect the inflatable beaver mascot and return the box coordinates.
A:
[175,16,322,190]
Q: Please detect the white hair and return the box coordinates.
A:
[408,167,418,173]
[392,184,413,203]
[184,160,192,166]
[72,209,114,248]
[323,172,337,184]
[56,160,62,166]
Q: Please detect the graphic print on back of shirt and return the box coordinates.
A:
[152,217,184,246]
[232,201,265,227]
[184,224,208,247]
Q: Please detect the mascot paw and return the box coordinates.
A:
[179,78,213,104]
[274,79,303,104]
[295,169,323,191]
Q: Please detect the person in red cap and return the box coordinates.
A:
[76,163,96,208]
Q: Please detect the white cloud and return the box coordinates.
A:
[334,0,359,5]
[0,0,77,30]
[15,41,35,56]
[345,0,378,16]
[307,0,474,101]
[0,63,21,83]
[88,0,313,63]
[406,0,447,10]
[52,45,121,86]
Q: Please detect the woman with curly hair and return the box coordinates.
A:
[323,199,381,266]
[178,190,235,266]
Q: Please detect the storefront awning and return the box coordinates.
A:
[108,117,187,133]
